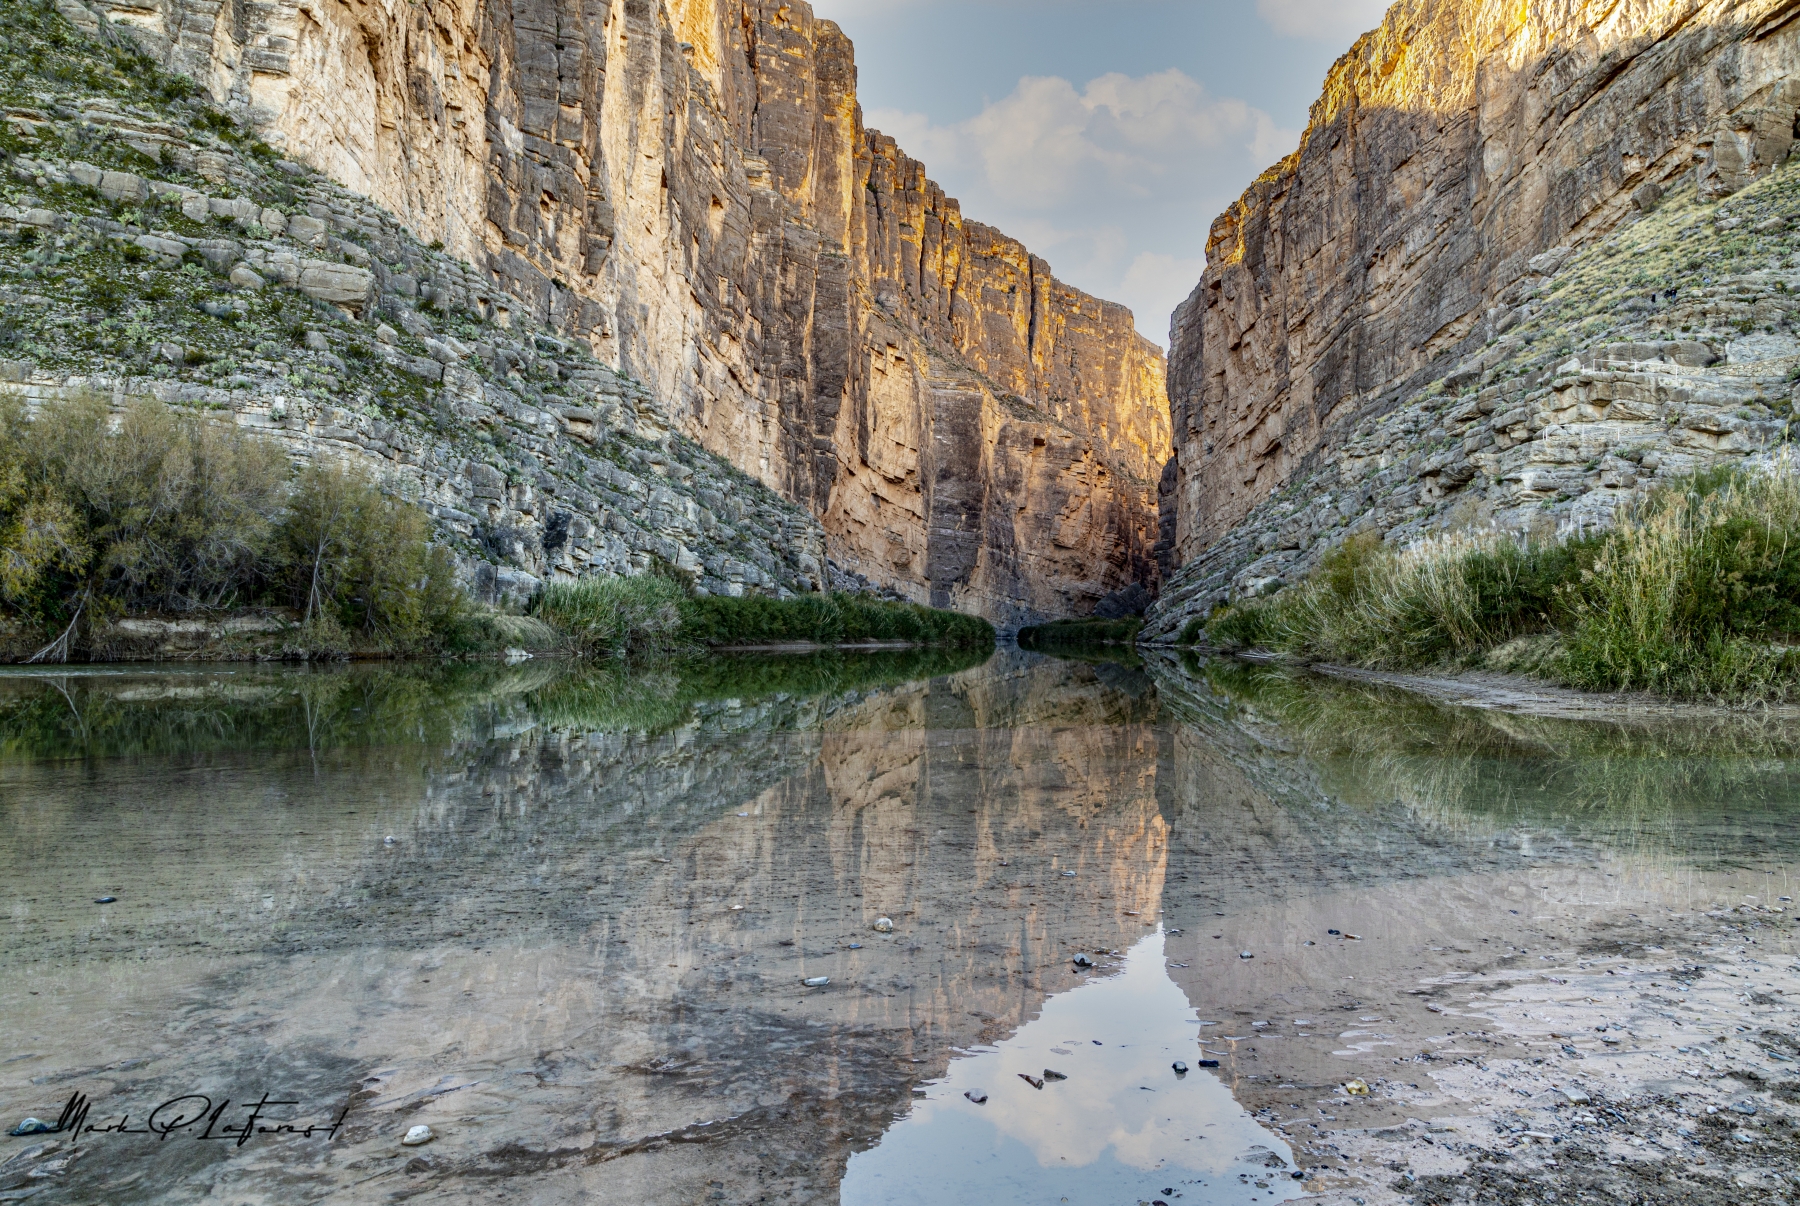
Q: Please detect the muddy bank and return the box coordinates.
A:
[1150,653,1800,1203]
[1311,663,1800,721]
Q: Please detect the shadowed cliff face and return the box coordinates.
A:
[1164,0,1800,567]
[104,0,1170,624]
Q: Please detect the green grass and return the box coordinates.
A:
[534,574,687,659]
[1017,617,1143,649]
[677,592,994,649]
[1206,462,1800,700]
[534,578,994,658]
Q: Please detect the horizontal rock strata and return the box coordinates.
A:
[1149,0,1800,639]
[101,0,1170,625]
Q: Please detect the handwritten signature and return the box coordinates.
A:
[18,1092,350,1147]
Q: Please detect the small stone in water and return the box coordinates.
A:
[802,976,830,987]
[1172,1061,1189,1074]
[1198,1059,1221,1068]
[872,917,894,933]
[964,1089,987,1105]
[1018,1074,1044,1090]
[93,896,115,904]
[401,1125,435,1146]
[1043,1069,1067,1081]
[1072,954,1094,968]
[8,1119,54,1136]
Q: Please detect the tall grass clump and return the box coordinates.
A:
[677,592,994,648]
[1557,465,1800,696]
[534,579,995,659]
[534,574,688,660]
[1208,530,1601,667]
[1205,460,1800,700]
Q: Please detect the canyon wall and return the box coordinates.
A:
[102,0,1168,624]
[1158,0,1800,584]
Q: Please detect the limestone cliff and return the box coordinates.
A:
[1149,0,1800,637]
[107,0,1170,625]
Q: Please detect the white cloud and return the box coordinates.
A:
[1255,0,1393,41]
[866,71,1298,342]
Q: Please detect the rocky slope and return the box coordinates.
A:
[1147,0,1800,640]
[89,0,1170,625]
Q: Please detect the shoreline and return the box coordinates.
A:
[1163,862,1800,1206]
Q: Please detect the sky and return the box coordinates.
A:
[808,0,1395,346]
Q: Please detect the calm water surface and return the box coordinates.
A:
[2,649,1799,1204]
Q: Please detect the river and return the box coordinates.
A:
[2,650,1796,1204]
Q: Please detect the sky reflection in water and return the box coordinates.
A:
[845,930,1302,1206]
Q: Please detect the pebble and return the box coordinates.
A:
[383,836,397,846]
[1061,871,1076,878]
[93,896,115,904]
[1043,1069,1067,1081]
[1730,1100,1758,1116]
[7,1119,55,1137]
[1343,1079,1370,1096]
[1560,1088,1591,1105]
[964,1089,987,1105]
[802,976,830,988]
[1240,951,1254,960]
[1072,954,1094,969]
[401,1125,435,1147]
[872,917,894,933]
[1171,1061,1189,1074]
[1199,1059,1221,1068]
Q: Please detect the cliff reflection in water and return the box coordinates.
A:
[8,650,1800,1205]
[0,651,1183,1205]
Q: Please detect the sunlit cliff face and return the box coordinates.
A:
[104,0,1172,622]
[1169,0,1800,562]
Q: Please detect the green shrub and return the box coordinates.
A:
[0,395,465,657]
[3,391,289,618]
[277,462,463,646]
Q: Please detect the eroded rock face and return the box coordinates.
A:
[108,0,1168,625]
[1164,0,1800,567]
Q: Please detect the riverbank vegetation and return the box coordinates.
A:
[534,574,994,659]
[0,393,463,659]
[1205,462,1800,700]
[1017,617,1142,650]
[0,395,994,664]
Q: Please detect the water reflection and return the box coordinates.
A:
[4,650,1800,1204]
[844,930,1302,1205]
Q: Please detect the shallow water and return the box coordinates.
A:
[2,650,1799,1204]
